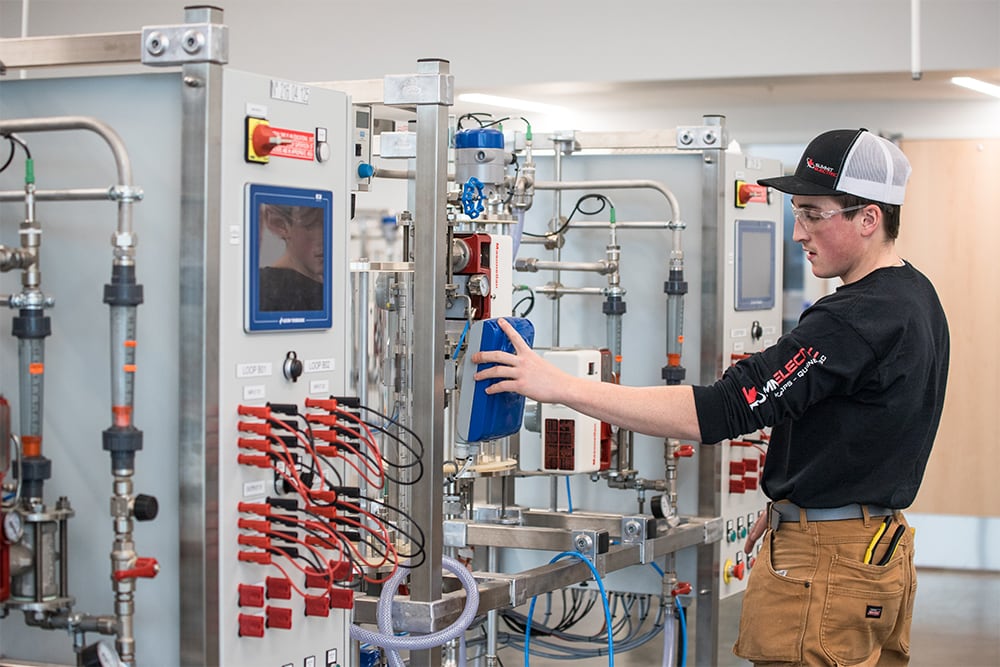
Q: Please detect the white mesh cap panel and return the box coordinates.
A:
[836,131,911,205]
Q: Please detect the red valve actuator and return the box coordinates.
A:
[113,557,160,581]
[671,581,692,596]
[673,445,695,458]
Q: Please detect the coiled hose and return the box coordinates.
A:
[350,556,480,667]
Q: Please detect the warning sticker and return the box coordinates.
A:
[270,127,315,161]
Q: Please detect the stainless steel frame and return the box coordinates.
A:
[176,6,225,666]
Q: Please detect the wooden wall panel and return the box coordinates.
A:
[898,139,1000,516]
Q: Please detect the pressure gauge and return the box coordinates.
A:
[80,641,123,667]
[3,511,23,543]
[97,641,123,667]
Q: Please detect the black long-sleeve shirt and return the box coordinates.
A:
[692,262,949,508]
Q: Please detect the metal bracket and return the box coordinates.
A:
[383,72,454,106]
[621,515,653,563]
[571,529,600,561]
[141,23,228,66]
[474,505,523,525]
[442,520,468,548]
[675,124,725,151]
[379,131,418,159]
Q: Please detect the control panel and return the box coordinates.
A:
[717,153,783,598]
[218,69,352,666]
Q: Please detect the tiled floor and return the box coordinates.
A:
[511,569,1000,666]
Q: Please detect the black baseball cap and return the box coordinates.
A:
[758,129,911,205]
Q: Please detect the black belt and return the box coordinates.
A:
[769,502,894,527]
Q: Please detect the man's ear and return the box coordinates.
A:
[859,204,881,238]
[263,212,289,238]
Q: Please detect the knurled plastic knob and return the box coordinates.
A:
[133,494,159,521]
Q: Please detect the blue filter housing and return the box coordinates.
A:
[457,317,535,442]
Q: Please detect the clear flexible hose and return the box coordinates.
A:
[349,555,479,667]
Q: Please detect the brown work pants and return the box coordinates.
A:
[734,511,916,666]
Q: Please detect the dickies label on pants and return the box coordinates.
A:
[866,605,883,619]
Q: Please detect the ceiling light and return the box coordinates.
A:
[951,76,1000,99]
[457,93,568,115]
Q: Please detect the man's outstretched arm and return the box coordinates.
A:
[472,318,702,441]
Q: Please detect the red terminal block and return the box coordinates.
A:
[238,613,266,638]
[730,440,753,447]
[673,445,695,458]
[305,569,331,590]
[237,454,271,469]
[304,398,338,411]
[238,535,271,550]
[266,576,292,600]
[743,476,759,490]
[238,502,271,517]
[238,438,271,453]
[307,505,337,519]
[331,560,352,581]
[729,461,746,475]
[305,414,338,426]
[265,605,293,630]
[238,421,273,435]
[238,518,270,533]
[238,584,265,608]
[743,458,759,472]
[328,588,354,610]
[305,594,331,617]
[238,404,272,420]
[729,480,746,494]
[304,535,335,549]
[238,551,271,565]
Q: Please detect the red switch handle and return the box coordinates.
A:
[673,445,694,458]
[113,557,160,581]
[671,581,692,596]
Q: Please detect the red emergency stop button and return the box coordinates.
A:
[732,562,746,581]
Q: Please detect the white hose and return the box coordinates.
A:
[662,604,676,667]
[349,556,480,667]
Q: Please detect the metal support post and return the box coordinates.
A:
[385,58,453,667]
[177,5,226,665]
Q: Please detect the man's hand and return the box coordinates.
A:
[471,318,575,405]
[745,509,768,555]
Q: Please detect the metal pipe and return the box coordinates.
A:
[515,257,617,274]
[0,187,124,202]
[111,473,137,666]
[534,178,682,225]
[549,139,570,346]
[535,285,605,297]
[567,220,673,229]
[0,116,138,258]
[486,547,499,665]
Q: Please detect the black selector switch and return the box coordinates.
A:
[283,351,304,382]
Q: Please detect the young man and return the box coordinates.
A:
[258,203,325,312]
[473,129,949,666]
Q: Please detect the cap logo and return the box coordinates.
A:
[805,157,838,178]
